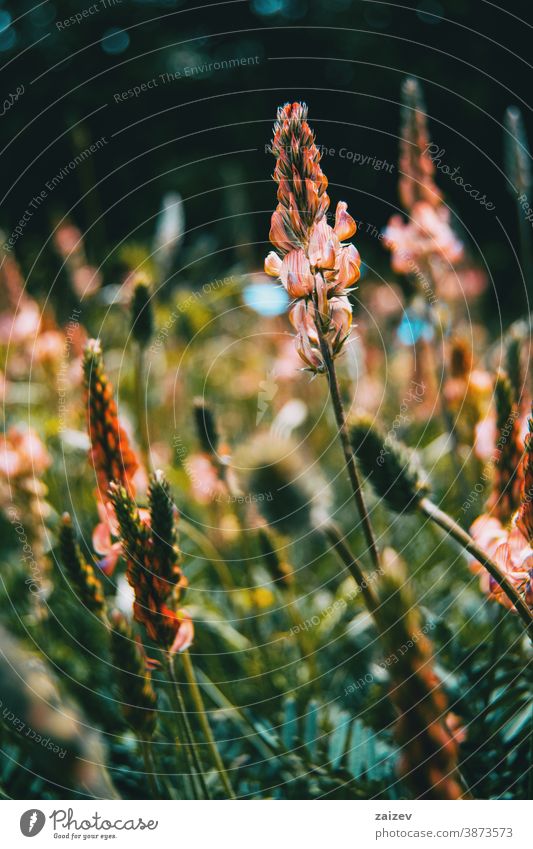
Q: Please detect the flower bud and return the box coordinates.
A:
[193,397,220,456]
[349,415,428,512]
[131,277,154,348]
[58,513,106,618]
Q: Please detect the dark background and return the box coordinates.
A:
[1,0,532,317]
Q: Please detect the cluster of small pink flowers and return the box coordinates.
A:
[469,404,533,612]
[0,426,51,481]
[54,221,102,299]
[384,201,464,276]
[469,516,533,610]
[383,77,467,295]
[264,102,361,373]
[0,426,52,583]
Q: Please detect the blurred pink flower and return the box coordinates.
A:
[72,265,102,298]
[92,501,122,575]
[0,426,51,479]
[54,223,83,257]
[170,610,194,655]
[469,514,533,610]
[0,300,41,345]
[187,453,226,504]
[34,330,65,367]
[384,201,464,275]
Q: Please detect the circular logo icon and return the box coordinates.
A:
[20,810,46,837]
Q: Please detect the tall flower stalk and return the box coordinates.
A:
[109,470,235,798]
[58,514,163,795]
[265,102,380,571]
[385,79,467,498]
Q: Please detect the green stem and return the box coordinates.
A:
[316,323,381,572]
[423,260,469,505]
[181,650,236,799]
[139,737,161,799]
[166,656,211,799]
[419,496,533,640]
[285,585,319,684]
[323,521,383,631]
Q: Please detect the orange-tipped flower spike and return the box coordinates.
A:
[83,339,139,498]
[109,471,193,654]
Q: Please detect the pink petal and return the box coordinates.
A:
[334,201,357,241]
[264,251,282,277]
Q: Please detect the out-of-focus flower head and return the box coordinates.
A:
[470,400,533,613]
[504,106,531,202]
[384,78,466,298]
[188,396,236,504]
[265,102,361,373]
[83,339,139,499]
[443,337,492,446]
[398,77,442,213]
[235,433,330,534]
[469,516,532,611]
[376,549,466,799]
[152,191,184,281]
[485,373,524,524]
[109,471,193,654]
[516,405,533,545]
[384,202,464,276]
[92,500,123,575]
[186,453,227,505]
[130,274,154,349]
[0,426,51,480]
[58,513,106,618]
[0,239,41,345]
[53,220,102,298]
[0,426,52,605]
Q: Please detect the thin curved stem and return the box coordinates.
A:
[323,521,382,629]
[419,496,533,640]
[316,324,381,572]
